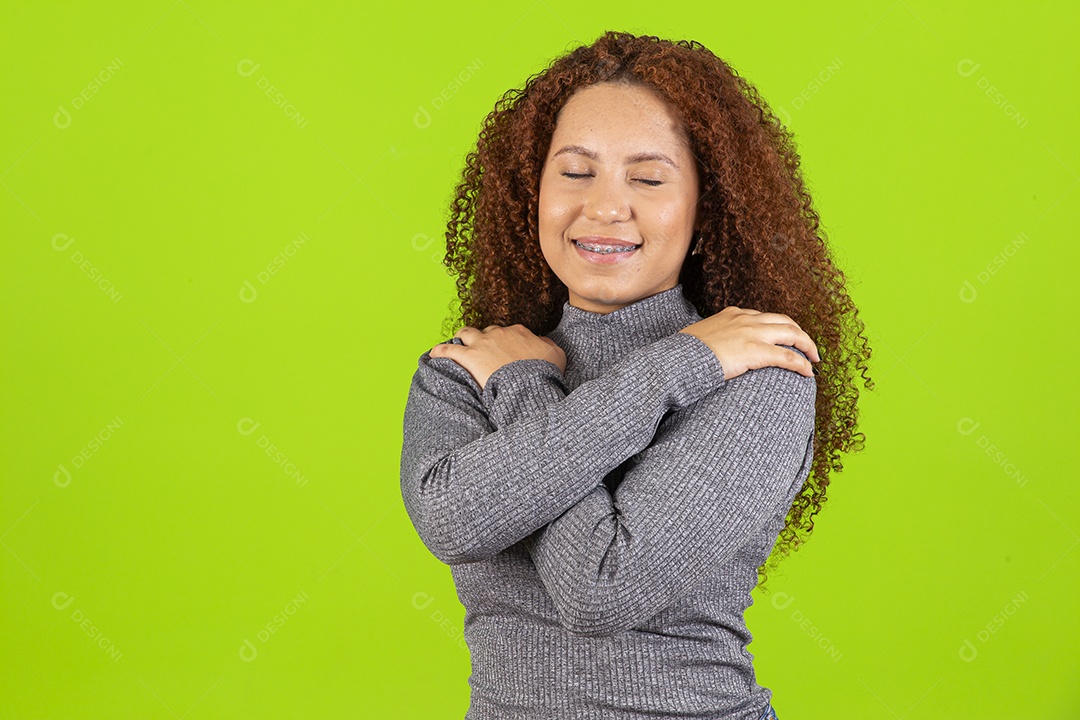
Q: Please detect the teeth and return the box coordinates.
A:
[575,241,637,254]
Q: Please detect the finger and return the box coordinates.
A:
[777,345,815,378]
[791,330,821,363]
[541,344,563,363]
[760,317,816,360]
[482,325,501,333]
[454,327,482,343]
[758,322,820,362]
[790,337,820,364]
[752,312,803,330]
[781,328,820,364]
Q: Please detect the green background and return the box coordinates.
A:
[2,1,1077,717]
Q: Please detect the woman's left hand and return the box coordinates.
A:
[428,324,567,391]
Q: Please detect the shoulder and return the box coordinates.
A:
[411,337,481,400]
[700,343,817,427]
[730,343,815,396]
[641,343,816,465]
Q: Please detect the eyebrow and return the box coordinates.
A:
[551,144,680,170]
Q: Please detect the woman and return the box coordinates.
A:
[400,30,873,720]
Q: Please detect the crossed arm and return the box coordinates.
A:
[399,330,816,635]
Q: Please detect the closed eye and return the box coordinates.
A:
[561,172,663,186]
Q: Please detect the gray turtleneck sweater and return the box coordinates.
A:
[399,283,817,720]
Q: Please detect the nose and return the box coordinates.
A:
[582,173,630,223]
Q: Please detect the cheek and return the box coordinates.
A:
[650,194,695,232]
[538,188,574,231]
[537,181,552,223]
[642,200,680,232]
[537,188,562,254]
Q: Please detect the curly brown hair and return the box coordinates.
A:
[437,30,874,592]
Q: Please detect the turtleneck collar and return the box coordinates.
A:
[545,283,703,390]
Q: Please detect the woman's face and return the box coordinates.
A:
[538,81,700,314]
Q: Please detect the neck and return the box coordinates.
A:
[546,283,702,390]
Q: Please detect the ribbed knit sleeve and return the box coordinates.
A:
[399,331,725,565]
[494,344,817,637]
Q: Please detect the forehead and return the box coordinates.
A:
[550,82,689,153]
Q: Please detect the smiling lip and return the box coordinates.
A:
[572,236,640,247]
[572,235,641,265]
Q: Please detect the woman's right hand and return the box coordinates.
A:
[678,306,821,381]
